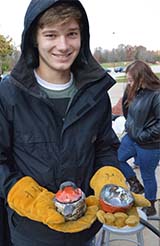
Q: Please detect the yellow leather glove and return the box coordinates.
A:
[7,177,99,233]
[7,176,65,226]
[90,166,150,227]
[48,195,99,233]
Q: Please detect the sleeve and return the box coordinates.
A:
[94,93,120,171]
[137,92,160,143]
[0,94,23,198]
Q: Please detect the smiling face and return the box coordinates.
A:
[36,18,81,79]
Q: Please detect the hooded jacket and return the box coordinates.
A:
[0,0,119,244]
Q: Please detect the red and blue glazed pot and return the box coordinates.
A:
[54,181,86,221]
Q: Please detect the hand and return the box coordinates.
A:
[90,166,150,227]
[96,196,150,227]
[7,177,65,226]
[7,177,99,233]
[48,195,99,233]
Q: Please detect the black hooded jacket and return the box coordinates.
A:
[0,0,119,245]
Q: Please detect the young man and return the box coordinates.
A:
[0,1,120,245]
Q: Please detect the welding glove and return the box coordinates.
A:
[90,166,150,227]
[48,195,99,233]
[7,176,65,226]
[7,176,98,233]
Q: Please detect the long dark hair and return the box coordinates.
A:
[125,60,160,104]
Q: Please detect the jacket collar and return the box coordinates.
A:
[11,53,116,94]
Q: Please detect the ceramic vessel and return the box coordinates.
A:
[54,181,86,221]
[99,184,134,213]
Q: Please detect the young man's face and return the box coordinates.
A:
[36,18,81,74]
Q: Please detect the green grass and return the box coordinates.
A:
[156,73,160,78]
[101,62,128,69]
[115,73,160,83]
[116,76,126,83]
[101,62,160,69]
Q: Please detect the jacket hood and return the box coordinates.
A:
[21,0,90,69]
[11,0,116,91]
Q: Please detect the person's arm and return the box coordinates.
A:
[137,93,160,143]
[0,95,23,198]
[0,94,65,227]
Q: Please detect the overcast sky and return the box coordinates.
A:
[0,0,159,52]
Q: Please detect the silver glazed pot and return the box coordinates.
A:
[99,184,134,213]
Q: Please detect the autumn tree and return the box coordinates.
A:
[0,34,14,74]
[93,44,159,64]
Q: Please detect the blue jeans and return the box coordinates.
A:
[118,134,160,200]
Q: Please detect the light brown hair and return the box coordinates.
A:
[38,3,82,29]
